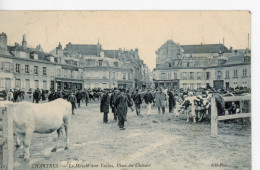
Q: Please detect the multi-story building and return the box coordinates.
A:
[153,39,251,90]
[0,32,152,91]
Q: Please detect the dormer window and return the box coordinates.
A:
[244,56,250,62]
[99,60,103,67]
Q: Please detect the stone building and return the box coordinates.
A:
[153,39,251,90]
[0,32,151,91]
[0,33,83,91]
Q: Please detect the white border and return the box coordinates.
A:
[0,0,259,169]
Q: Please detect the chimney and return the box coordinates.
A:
[36,44,43,51]
[22,34,27,49]
[0,32,7,50]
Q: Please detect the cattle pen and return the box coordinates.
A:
[211,95,251,137]
[0,104,14,170]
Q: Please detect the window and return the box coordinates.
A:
[43,67,47,75]
[160,73,166,79]
[43,80,47,90]
[123,73,126,80]
[243,69,247,77]
[25,79,30,89]
[99,60,103,67]
[169,63,172,68]
[234,70,238,78]
[206,72,210,80]
[174,72,177,79]
[197,83,201,89]
[183,83,187,90]
[197,72,202,80]
[217,71,222,80]
[182,72,187,79]
[34,80,39,89]
[25,65,29,73]
[34,66,38,74]
[190,83,194,90]
[128,72,131,80]
[190,72,194,80]
[114,62,118,67]
[3,62,10,72]
[167,73,172,79]
[16,64,20,73]
[225,70,229,79]
[15,79,21,88]
[57,69,61,77]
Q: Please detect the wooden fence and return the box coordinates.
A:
[211,95,251,137]
[0,104,14,170]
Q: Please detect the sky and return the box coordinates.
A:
[0,11,251,69]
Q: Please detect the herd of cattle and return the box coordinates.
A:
[0,87,251,162]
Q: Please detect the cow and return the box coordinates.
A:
[0,99,71,162]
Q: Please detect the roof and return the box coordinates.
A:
[104,50,119,59]
[181,44,231,54]
[0,48,12,56]
[8,45,31,54]
[65,44,99,56]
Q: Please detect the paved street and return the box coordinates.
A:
[14,101,251,170]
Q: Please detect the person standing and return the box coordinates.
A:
[33,89,40,103]
[75,90,82,108]
[110,88,120,120]
[114,89,129,130]
[133,89,142,116]
[67,91,77,115]
[100,90,110,123]
[168,89,176,113]
[143,89,154,115]
[155,88,167,114]
[7,89,13,101]
[126,89,134,111]
[85,89,89,106]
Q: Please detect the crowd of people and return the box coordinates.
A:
[5,86,251,130]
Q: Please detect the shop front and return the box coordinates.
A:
[55,78,83,91]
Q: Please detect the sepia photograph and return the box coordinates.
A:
[0,10,252,170]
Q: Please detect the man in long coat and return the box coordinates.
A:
[133,89,142,116]
[67,91,77,115]
[155,88,167,114]
[75,90,82,108]
[100,90,110,123]
[110,88,120,120]
[143,89,154,115]
[114,90,129,130]
[168,89,176,113]
[85,90,89,106]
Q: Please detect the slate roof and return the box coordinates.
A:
[104,50,119,59]
[181,44,231,54]
[65,44,98,56]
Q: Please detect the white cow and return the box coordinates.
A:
[0,99,71,161]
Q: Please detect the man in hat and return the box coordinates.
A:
[154,88,167,114]
[100,89,110,123]
[168,89,176,113]
[114,89,129,130]
[67,91,77,115]
[110,88,120,120]
[143,89,154,115]
[133,89,142,116]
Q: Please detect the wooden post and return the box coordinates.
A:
[2,104,14,170]
[211,96,218,137]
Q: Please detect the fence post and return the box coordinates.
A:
[211,96,218,137]
[2,104,14,170]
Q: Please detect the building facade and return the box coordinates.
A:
[153,39,251,90]
[0,32,151,92]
